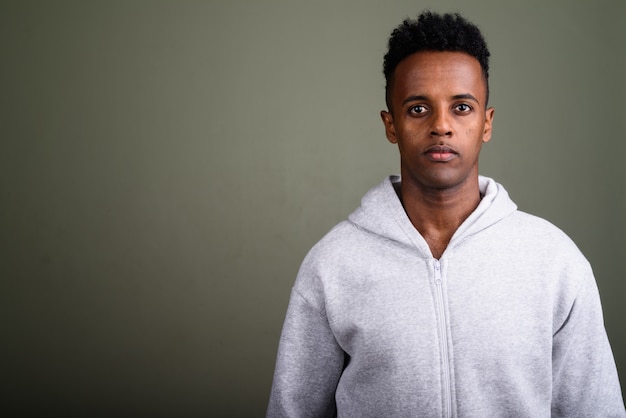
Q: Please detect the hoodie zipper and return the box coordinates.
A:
[434,259,452,418]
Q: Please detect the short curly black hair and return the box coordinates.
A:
[383,11,490,110]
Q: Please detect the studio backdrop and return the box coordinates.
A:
[2,0,624,416]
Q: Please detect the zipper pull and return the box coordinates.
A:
[433,260,442,283]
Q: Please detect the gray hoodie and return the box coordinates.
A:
[267,176,625,417]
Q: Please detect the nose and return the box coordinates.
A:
[430,109,452,137]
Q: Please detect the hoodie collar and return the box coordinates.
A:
[348,175,518,258]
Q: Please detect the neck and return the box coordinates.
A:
[399,177,482,259]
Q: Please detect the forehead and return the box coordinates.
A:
[392,51,486,101]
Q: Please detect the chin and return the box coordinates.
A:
[415,172,472,192]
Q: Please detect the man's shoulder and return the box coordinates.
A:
[305,219,370,260]
[508,210,573,238]
[502,209,589,264]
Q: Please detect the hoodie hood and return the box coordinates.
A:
[347,175,518,258]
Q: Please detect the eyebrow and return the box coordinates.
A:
[402,93,480,106]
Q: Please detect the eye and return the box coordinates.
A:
[409,104,428,115]
[454,103,472,113]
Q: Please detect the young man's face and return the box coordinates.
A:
[381,51,494,193]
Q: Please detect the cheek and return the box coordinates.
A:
[465,127,478,141]
[396,126,416,145]
[466,124,485,142]
[400,122,424,138]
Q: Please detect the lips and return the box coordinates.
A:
[424,145,458,162]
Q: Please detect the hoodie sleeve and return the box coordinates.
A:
[551,270,626,417]
[266,288,344,418]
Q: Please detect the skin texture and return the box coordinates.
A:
[380,51,495,258]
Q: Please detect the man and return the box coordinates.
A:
[267,11,625,417]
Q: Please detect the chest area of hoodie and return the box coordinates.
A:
[323,243,557,364]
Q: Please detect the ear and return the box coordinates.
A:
[482,107,495,143]
[380,110,397,144]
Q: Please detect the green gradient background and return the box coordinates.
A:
[2,0,624,416]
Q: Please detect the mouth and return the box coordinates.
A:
[424,145,458,162]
